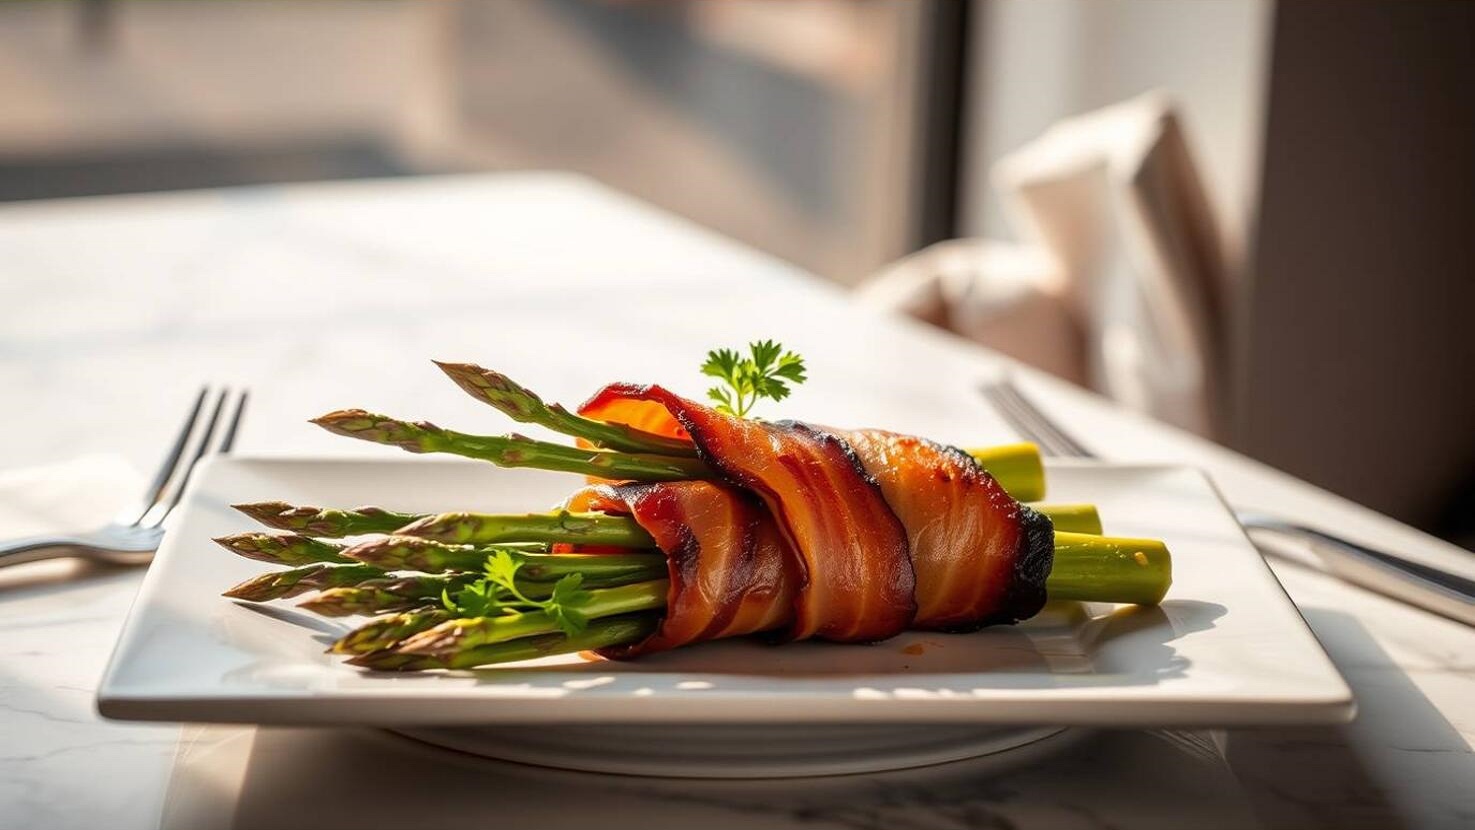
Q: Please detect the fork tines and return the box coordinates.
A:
[981,375,1095,460]
[124,387,249,529]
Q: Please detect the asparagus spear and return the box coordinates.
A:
[298,574,476,617]
[232,501,420,537]
[394,579,669,659]
[341,535,513,572]
[341,532,1170,669]
[297,570,626,617]
[393,510,654,548]
[1034,504,1102,535]
[434,362,1050,499]
[223,501,1085,558]
[223,563,387,601]
[348,614,660,671]
[433,361,696,457]
[393,504,1101,545]
[311,410,709,481]
[311,410,1049,501]
[331,608,453,655]
[212,531,353,565]
[343,535,663,582]
[964,443,1046,502]
[1043,532,1172,606]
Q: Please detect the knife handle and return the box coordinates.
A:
[1239,513,1475,626]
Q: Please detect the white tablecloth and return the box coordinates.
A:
[1,173,1471,829]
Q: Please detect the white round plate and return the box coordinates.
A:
[392,723,1087,779]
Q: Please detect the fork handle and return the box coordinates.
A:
[1239,514,1475,626]
[0,536,91,568]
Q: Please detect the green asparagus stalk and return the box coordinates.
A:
[340,535,663,581]
[394,579,669,659]
[433,361,696,457]
[212,532,353,565]
[311,410,1048,501]
[340,535,515,572]
[232,501,421,537]
[223,500,1086,561]
[1033,503,1102,535]
[394,509,655,547]
[963,443,1046,502]
[223,563,387,601]
[298,574,476,617]
[394,504,1100,546]
[345,531,1169,669]
[298,571,613,617]
[1045,532,1172,606]
[434,362,1049,500]
[348,614,660,671]
[331,608,454,655]
[310,410,709,481]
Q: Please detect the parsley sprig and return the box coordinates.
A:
[442,550,595,636]
[701,340,807,419]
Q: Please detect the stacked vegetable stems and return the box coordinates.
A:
[218,362,1171,671]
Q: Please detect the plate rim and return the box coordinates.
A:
[96,456,1356,727]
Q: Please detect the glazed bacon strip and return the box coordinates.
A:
[840,430,1052,630]
[575,383,1051,650]
[581,384,914,643]
[564,482,797,658]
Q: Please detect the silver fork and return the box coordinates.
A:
[0,387,248,568]
[982,374,1475,626]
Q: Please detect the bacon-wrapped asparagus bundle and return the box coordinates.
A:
[221,357,1171,671]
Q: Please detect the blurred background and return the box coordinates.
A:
[2,0,1472,550]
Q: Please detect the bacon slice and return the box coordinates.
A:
[840,430,1053,629]
[575,389,690,444]
[564,482,796,658]
[575,383,1053,647]
[579,384,914,643]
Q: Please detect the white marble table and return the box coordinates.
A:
[1,173,1471,830]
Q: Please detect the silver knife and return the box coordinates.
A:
[982,376,1475,626]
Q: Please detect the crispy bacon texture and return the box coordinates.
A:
[565,482,797,658]
[575,383,1052,652]
[840,430,1051,630]
[582,384,913,643]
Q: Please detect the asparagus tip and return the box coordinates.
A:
[231,501,293,524]
[308,409,368,432]
[433,360,526,400]
[393,514,446,539]
[394,621,468,659]
[221,572,275,601]
[311,409,440,453]
[212,531,286,563]
[297,590,353,617]
[345,650,447,672]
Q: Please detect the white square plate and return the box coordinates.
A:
[98,457,1353,727]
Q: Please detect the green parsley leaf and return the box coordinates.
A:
[701,341,808,418]
[445,554,601,637]
[548,605,589,637]
[549,572,593,608]
[701,348,742,382]
[442,581,500,617]
[483,549,522,589]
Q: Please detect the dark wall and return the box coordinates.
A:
[1238,1,1475,538]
